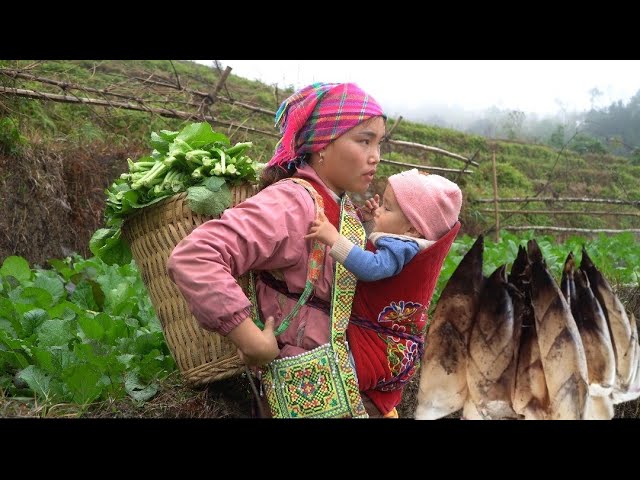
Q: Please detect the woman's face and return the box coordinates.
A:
[318,116,385,195]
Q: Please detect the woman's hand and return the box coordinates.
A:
[229,316,280,367]
[361,194,380,222]
[304,211,339,247]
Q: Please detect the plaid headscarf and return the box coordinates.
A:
[267,82,385,169]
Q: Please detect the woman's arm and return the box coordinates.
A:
[167,181,315,336]
[227,315,279,366]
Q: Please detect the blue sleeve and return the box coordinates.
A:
[342,237,420,282]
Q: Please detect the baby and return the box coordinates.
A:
[305,168,463,417]
[306,168,462,281]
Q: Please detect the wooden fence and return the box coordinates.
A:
[473,147,640,240]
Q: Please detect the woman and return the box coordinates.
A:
[167,82,386,417]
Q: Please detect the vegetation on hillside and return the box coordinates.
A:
[2,60,638,238]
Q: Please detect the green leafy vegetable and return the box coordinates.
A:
[186,185,232,217]
[0,256,32,282]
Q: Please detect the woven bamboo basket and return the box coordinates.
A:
[122,184,258,387]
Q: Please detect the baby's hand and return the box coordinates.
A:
[361,194,380,222]
[304,211,339,247]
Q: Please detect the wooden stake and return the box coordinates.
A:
[492,147,500,242]
[208,66,232,105]
[385,115,403,139]
[455,149,480,183]
[387,139,479,166]
[380,158,472,174]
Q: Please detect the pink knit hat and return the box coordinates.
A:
[387,169,462,241]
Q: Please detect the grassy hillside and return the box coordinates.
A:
[0,60,283,155]
[1,59,638,256]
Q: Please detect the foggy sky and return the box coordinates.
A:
[195,60,640,121]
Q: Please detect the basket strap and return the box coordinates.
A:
[250,177,326,336]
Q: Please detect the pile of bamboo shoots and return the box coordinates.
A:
[414,236,640,420]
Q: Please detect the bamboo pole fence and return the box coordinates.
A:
[478,209,640,217]
[477,143,640,236]
[0,86,281,138]
[504,226,640,234]
[474,197,640,206]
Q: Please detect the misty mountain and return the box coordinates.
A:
[400,92,640,163]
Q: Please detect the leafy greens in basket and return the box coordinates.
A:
[90,122,264,265]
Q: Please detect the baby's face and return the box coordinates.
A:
[372,185,414,236]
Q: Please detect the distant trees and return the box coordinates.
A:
[503,110,525,140]
[422,87,639,161]
[549,125,565,149]
[583,89,640,157]
[568,133,607,155]
[589,87,603,110]
[465,108,527,141]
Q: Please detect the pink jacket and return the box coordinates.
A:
[167,164,337,358]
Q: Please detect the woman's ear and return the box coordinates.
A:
[317,146,329,165]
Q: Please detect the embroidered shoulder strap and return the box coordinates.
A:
[249,177,327,336]
[330,194,368,417]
